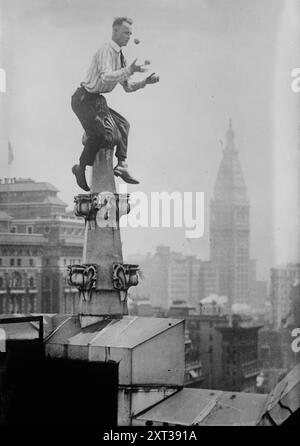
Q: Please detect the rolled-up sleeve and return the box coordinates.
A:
[122,78,147,93]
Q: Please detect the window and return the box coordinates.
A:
[10,258,15,267]
[17,258,22,267]
[44,226,50,234]
[27,226,33,234]
[0,258,2,266]
[13,272,22,288]
[0,277,3,288]
[29,259,34,267]
[10,226,17,233]
[29,277,35,288]
[29,296,35,313]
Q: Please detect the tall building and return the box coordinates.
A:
[199,261,219,302]
[0,178,84,314]
[290,281,300,328]
[187,312,228,389]
[0,210,44,314]
[168,300,228,389]
[270,263,300,329]
[248,258,268,309]
[210,120,250,306]
[130,246,218,309]
[128,246,170,309]
[217,315,261,392]
[168,252,191,306]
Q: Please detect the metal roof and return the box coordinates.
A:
[0,314,70,340]
[0,314,182,348]
[259,362,300,425]
[0,320,39,340]
[135,388,268,426]
[46,316,110,346]
[46,315,183,349]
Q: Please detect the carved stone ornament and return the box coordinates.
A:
[74,193,130,228]
[74,193,98,221]
[67,263,98,302]
[112,263,139,301]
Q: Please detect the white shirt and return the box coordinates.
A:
[81,40,146,94]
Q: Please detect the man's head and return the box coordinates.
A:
[112,17,133,47]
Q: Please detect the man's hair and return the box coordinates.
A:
[112,17,133,28]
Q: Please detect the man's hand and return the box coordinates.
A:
[129,58,148,75]
[145,72,160,84]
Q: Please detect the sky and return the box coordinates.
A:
[0,0,299,280]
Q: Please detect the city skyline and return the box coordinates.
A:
[0,1,299,429]
[0,0,299,280]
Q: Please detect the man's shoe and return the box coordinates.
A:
[114,164,139,184]
[72,164,90,191]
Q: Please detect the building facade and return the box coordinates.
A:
[0,178,84,314]
[290,281,300,328]
[130,246,218,310]
[168,301,228,389]
[270,264,300,329]
[217,316,261,392]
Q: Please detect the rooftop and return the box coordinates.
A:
[135,387,268,426]
[0,178,58,193]
[47,315,183,349]
[0,314,71,339]
[260,362,300,425]
[0,233,47,245]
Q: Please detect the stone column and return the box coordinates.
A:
[68,99,139,328]
[79,147,127,324]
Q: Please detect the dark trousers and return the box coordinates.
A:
[71,86,129,167]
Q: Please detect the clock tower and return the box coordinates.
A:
[210,120,250,307]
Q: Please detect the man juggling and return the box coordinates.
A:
[71,16,160,191]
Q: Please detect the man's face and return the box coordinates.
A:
[113,22,132,47]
